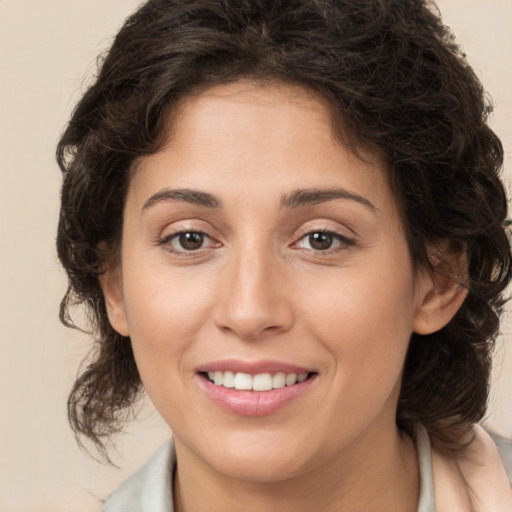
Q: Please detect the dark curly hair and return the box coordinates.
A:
[57,0,511,458]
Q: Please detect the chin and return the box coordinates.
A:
[188,427,318,484]
[210,448,311,484]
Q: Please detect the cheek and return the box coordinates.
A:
[121,261,216,374]
[298,262,417,384]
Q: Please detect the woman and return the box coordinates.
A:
[57,0,512,510]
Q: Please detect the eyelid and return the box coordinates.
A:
[290,220,357,255]
[156,226,222,257]
[154,218,218,243]
[294,230,354,249]
[160,229,212,244]
[292,218,355,239]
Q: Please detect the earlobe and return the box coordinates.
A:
[413,246,468,335]
[98,266,130,337]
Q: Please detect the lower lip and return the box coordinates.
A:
[198,374,317,417]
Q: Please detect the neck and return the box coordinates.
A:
[173,425,419,512]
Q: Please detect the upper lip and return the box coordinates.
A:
[196,359,313,375]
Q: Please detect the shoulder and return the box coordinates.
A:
[457,425,512,511]
[431,425,512,512]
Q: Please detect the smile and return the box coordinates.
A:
[197,362,318,416]
[206,371,310,391]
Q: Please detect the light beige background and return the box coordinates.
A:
[1,1,511,511]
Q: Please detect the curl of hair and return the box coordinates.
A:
[57,0,511,457]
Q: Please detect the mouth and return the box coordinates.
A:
[201,370,315,391]
[196,362,318,416]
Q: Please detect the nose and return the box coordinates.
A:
[213,245,294,341]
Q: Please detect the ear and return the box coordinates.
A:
[98,265,130,337]
[413,242,468,335]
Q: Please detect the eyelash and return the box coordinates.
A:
[158,230,218,256]
[157,228,355,256]
[293,230,355,254]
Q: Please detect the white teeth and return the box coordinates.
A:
[272,372,286,389]
[234,372,253,390]
[213,371,223,386]
[222,371,235,388]
[206,370,310,390]
[285,373,297,386]
[253,373,273,391]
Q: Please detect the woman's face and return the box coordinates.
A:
[106,81,433,482]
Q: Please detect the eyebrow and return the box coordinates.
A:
[142,188,221,211]
[141,186,377,213]
[281,188,377,211]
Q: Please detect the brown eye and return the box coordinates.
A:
[308,232,334,250]
[159,230,220,256]
[177,232,205,250]
[294,230,354,253]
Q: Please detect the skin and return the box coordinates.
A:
[101,81,467,511]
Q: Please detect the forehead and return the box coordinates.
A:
[130,81,396,216]
[175,80,333,125]
[170,80,380,160]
